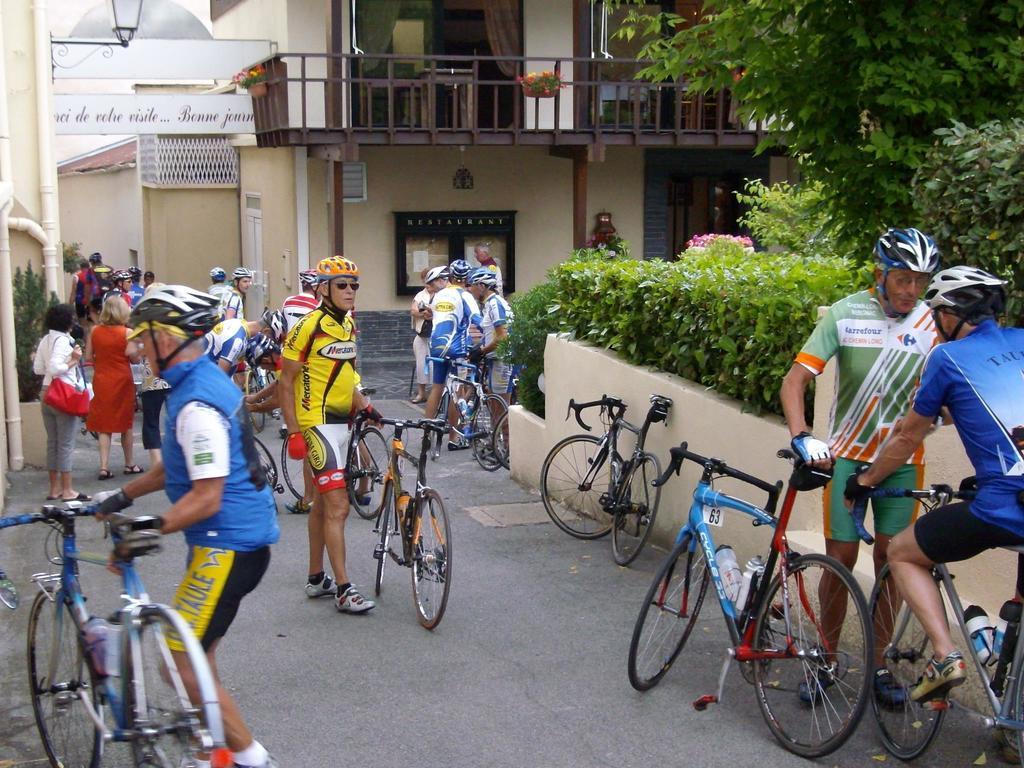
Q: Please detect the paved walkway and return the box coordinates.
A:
[0,400,999,767]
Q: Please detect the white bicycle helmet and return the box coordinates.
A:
[925,266,1006,321]
[233,266,254,280]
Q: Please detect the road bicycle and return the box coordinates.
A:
[244,365,271,434]
[251,435,284,496]
[278,396,389,520]
[627,443,873,758]
[540,394,672,566]
[372,415,452,629]
[488,368,518,471]
[0,503,231,768]
[860,483,1024,762]
[427,356,508,471]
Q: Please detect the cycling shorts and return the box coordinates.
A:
[823,457,923,542]
[302,422,352,492]
[169,545,270,652]
[431,357,453,386]
[487,361,518,395]
[915,501,1024,588]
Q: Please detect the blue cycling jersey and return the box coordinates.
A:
[429,285,481,359]
[913,319,1024,536]
[161,356,279,551]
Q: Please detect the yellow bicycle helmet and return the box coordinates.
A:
[316,255,359,282]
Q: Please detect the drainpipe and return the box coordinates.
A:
[32,0,60,296]
[0,5,24,471]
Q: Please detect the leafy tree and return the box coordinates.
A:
[913,119,1024,323]
[14,263,59,402]
[612,0,1024,255]
[735,179,849,258]
[62,240,82,274]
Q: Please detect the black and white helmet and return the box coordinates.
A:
[260,308,287,342]
[924,266,1007,322]
[129,285,223,338]
[233,266,254,280]
[875,228,941,274]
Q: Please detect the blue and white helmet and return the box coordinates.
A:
[448,259,472,280]
[467,267,497,288]
[209,267,226,282]
[875,228,940,274]
[245,333,280,369]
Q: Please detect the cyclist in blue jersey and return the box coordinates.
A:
[126,266,145,306]
[466,267,517,403]
[425,259,482,450]
[849,266,1024,703]
[94,285,280,768]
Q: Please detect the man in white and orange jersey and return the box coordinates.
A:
[779,227,940,707]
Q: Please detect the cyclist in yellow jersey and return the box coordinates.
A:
[279,256,381,613]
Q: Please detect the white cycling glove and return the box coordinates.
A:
[791,432,831,464]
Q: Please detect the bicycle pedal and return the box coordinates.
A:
[372,545,384,560]
[693,695,718,711]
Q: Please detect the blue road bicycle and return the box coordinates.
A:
[427,356,508,471]
[0,503,231,768]
[627,443,873,758]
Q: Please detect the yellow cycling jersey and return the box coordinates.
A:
[282,308,361,430]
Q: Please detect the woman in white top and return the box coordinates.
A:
[33,304,90,501]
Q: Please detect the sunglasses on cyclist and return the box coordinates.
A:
[329,281,360,291]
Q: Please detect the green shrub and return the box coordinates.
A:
[502,279,561,417]
[736,179,852,260]
[550,251,869,415]
[15,263,59,402]
[914,120,1024,324]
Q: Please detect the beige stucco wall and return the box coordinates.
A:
[523,0,575,130]
[59,167,143,271]
[237,146,296,310]
[142,187,241,291]
[307,157,329,262]
[326,145,646,311]
[510,335,1011,619]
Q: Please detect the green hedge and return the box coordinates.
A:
[548,245,869,416]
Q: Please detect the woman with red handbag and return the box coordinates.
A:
[32,304,90,501]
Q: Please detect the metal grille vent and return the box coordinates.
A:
[139,135,239,187]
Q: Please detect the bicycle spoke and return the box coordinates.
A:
[541,436,613,539]
[753,554,871,758]
[411,490,451,629]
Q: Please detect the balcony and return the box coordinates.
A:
[250,53,763,150]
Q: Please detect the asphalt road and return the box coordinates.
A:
[0,400,1004,767]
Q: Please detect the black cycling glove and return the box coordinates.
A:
[95,488,133,519]
[843,466,873,504]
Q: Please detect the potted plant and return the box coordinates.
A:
[234,64,268,98]
[518,70,564,99]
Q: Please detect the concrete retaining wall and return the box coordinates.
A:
[509,334,1017,618]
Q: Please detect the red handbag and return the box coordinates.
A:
[44,377,90,417]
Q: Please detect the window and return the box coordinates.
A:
[394,211,516,295]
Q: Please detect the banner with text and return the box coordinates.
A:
[54,94,255,135]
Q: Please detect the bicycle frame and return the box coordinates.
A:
[2,507,226,748]
[378,420,442,562]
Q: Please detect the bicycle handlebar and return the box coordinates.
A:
[565,395,625,432]
[848,483,978,546]
[651,442,779,497]
[376,416,450,435]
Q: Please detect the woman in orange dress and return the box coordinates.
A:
[85,296,141,479]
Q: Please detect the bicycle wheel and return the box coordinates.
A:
[348,426,389,520]
[752,553,872,758]
[471,395,508,472]
[429,389,451,461]
[411,489,451,629]
[540,435,613,539]
[28,592,102,768]
[374,482,395,597]
[870,563,945,760]
[126,607,216,767]
[611,452,662,566]
[280,437,306,502]
[492,409,510,470]
[252,436,279,493]
[246,371,266,434]
[627,533,710,690]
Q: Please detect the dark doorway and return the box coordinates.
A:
[667,175,742,258]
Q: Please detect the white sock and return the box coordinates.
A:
[232,740,268,767]
[194,761,211,768]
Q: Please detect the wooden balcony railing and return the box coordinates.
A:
[251,53,763,149]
